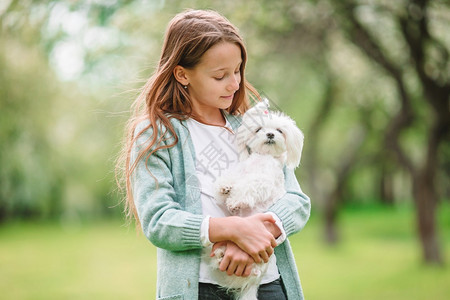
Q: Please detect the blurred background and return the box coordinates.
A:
[0,0,449,299]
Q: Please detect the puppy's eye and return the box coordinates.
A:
[277,129,283,134]
[255,127,262,133]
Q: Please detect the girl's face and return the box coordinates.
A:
[184,42,242,123]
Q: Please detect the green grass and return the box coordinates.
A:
[295,204,450,300]
[0,204,449,299]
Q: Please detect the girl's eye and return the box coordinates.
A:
[214,76,224,81]
[255,127,262,133]
[277,129,283,134]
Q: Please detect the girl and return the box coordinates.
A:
[118,9,310,300]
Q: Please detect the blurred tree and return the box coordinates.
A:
[0,3,65,221]
[329,0,449,264]
[0,0,132,221]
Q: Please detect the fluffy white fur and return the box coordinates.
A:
[207,100,304,300]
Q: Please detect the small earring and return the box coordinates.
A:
[184,85,188,89]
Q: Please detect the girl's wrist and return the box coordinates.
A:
[209,216,241,243]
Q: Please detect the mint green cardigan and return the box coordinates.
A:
[132,112,311,300]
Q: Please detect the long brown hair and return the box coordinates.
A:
[117,9,259,223]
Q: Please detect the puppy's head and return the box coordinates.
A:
[236,101,304,168]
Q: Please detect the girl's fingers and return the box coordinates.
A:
[234,263,245,276]
[237,214,277,257]
[243,264,253,277]
[259,249,269,263]
[251,252,262,263]
[271,238,277,248]
[219,255,230,272]
[226,260,237,276]
[217,241,257,277]
[249,244,275,263]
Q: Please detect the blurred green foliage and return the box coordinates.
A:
[0,10,63,219]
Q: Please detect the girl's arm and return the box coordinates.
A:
[132,124,203,251]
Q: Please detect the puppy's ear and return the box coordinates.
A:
[244,100,270,123]
[283,117,304,169]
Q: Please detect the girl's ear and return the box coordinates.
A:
[173,65,189,86]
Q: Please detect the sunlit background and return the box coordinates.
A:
[1,0,449,299]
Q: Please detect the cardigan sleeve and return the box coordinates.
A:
[267,167,311,237]
[131,122,203,251]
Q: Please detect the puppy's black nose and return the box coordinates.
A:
[266,133,274,139]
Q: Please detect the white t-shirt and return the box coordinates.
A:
[186,118,280,285]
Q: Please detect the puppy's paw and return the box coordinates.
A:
[214,247,225,264]
[219,186,232,195]
[229,205,241,214]
[227,200,250,215]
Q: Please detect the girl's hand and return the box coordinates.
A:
[212,241,254,277]
[209,213,277,263]
[232,213,277,264]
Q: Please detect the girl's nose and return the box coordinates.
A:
[228,74,240,91]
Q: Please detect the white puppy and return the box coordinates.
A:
[209,99,304,300]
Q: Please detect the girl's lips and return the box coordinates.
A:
[221,94,234,100]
